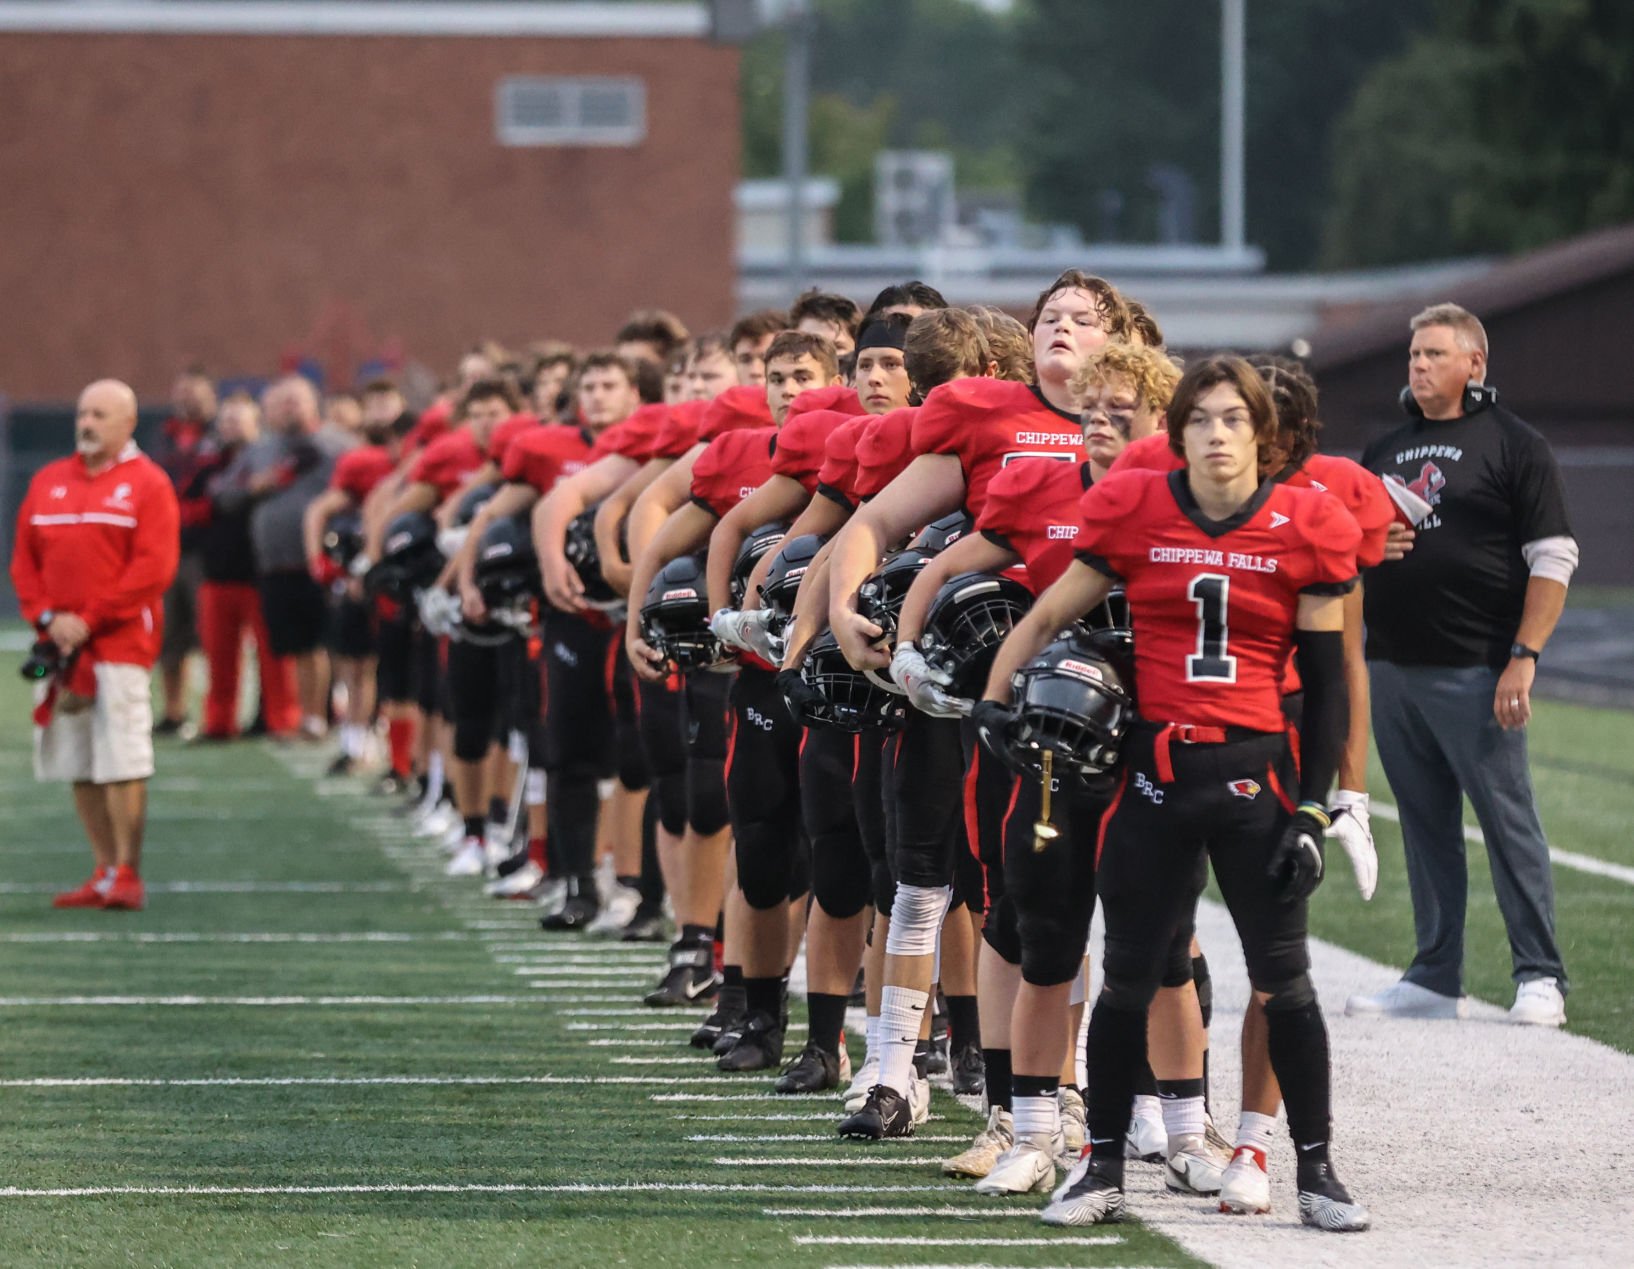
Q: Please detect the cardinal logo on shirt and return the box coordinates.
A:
[50,486,67,500]
[1227,778,1261,800]
[106,482,133,509]
[1406,461,1446,506]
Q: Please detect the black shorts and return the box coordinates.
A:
[375,606,414,702]
[540,610,615,780]
[886,711,966,891]
[683,670,732,837]
[326,595,374,660]
[727,665,806,910]
[259,569,328,657]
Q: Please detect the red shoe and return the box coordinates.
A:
[101,866,145,911]
[52,867,114,909]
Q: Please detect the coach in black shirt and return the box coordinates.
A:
[1346,303,1577,1028]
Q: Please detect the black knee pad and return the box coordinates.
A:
[811,834,871,919]
[1016,904,1088,987]
[453,713,491,763]
[1259,973,1318,1013]
[1192,952,1213,1027]
[616,722,649,791]
[981,893,1021,966]
[735,825,792,911]
[1099,931,1166,1013]
[786,830,811,902]
[950,834,987,916]
[654,772,688,837]
[1159,928,1196,989]
[686,758,729,836]
[870,860,895,917]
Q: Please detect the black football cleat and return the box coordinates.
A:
[620,906,668,943]
[645,944,719,1008]
[774,1042,842,1094]
[838,1085,916,1141]
[949,1040,986,1096]
[717,1011,784,1073]
[539,890,598,931]
[692,987,745,1050]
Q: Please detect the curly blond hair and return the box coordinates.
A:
[1069,342,1183,412]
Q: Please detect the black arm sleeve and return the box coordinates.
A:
[1293,627,1347,806]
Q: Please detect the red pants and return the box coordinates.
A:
[197,581,299,737]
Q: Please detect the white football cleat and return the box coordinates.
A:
[586,883,641,937]
[1297,1161,1370,1232]
[412,802,457,839]
[1125,1109,1167,1162]
[534,877,568,917]
[942,1106,1013,1178]
[1218,1146,1271,1214]
[444,839,486,877]
[1345,979,1468,1020]
[908,1073,931,1126]
[1164,1132,1229,1195]
[1058,1087,1087,1161]
[974,1133,1059,1196]
[486,860,544,899]
[1042,1154,1126,1226]
[842,1049,880,1113]
[1509,977,1566,1027]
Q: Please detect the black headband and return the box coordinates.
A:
[855,319,908,353]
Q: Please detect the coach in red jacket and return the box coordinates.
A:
[10,379,180,911]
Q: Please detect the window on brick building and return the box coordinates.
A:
[495,76,646,147]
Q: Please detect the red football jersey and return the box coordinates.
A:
[701,384,775,440]
[1077,469,1361,733]
[1284,453,1394,570]
[409,429,485,499]
[330,444,396,502]
[1108,431,1183,476]
[977,458,1092,592]
[912,378,1083,515]
[486,412,540,464]
[501,425,595,494]
[786,384,867,419]
[816,414,873,509]
[771,408,853,495]
[591,403,670,461]
[690,427,776,520]
[648,399,709,459]
[853,407,919,500]
[404,398,453,453]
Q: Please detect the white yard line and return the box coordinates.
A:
[0,881,411,894]
[0,1182,963,1199]
[652,1092,832,1102]
[714,1157,946,1167]
[691,1134,968,1144]
[0,932,473,944]
[1371,799,1634,885]
[763,1206,1034,1218]
[794,1236,1120,1247]
[0,995,542,1007]
[677,1114,947,1124]
[0,1074,746,1088]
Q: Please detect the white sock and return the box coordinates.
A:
[1161,1094,1207,1143]
[876,985,929,1097]
[1132,1093,1163,1127]
[1074,1003,1090,1090]
[340,724,364,758]
[861,1013,881,1071]
[1235,1110,1279,1154]
[1012,1093,1060,1142]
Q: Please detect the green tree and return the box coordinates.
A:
[1322,0,1634,266]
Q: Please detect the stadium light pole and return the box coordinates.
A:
[1220,0,1246,252]
[782,0,812,297]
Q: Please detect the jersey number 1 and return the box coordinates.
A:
[1186,573,1238,683]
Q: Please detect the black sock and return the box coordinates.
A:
[414,773,429,799]
[983,1047,1013,1112]
[1085,1003,1147,1169]
[636,796,665,906]
[681,923,714,946]
[462,815,484,841]
[616,874,641,891]
[807,992,847,1056]
[1134,1059,1158,1099]
[716,966,745,1017]
[1266,999,1333,1172]
[488,795,507,825]
[912,1040,930,1078]
[744,976,782,1022]
[944,993,980,1052]
[1192,953,1213,1028]
[1012,1073,1059,1099]
[1156,1076,1206,1101]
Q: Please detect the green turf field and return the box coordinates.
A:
[1,653,1629,1267]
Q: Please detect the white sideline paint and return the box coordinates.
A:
[1371,799,1634,886]
[0,881,410,894]
[677,1114,947,1124]
[714,1158,945,1167]
[567,1022,707,1031]
[0,995,540,1007]
[690,1134,968,1144]
[652,1093,831,1102]
[0,1182,958,1199]
[794,1236,1121,1248]
[0,932,472,944]
[762,1206,1034,1218]
[1132,897,1634,1269]
[586,1039,683,1048]
[0,1075,732,1088]
[611,1056,721,1065]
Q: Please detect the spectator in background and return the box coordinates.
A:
[151,365,217,735]
[11,380,179,911]
[1347,303,1578,1028]
[615,310,690,366]
[320,390,364,450]
[191,394,300,740]
[527,343,578,423]
[221,375,341,740]
[789,288,862,356]
[727,309,787,388]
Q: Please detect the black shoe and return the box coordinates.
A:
[949,1040,986,1096]
[1296,1160,1370,1232]
[620,906,668,943]
[837,1085,916,1140]
[645,944,718,1008]
[717,1011,783,1072]
[923,1033,949,1077]
[243,714,269,738]
[712,1017,746,1056]
[692,987,745,1050]
[325,753,354,778]
[774,1042,841,1094]
[539,892,598,931]
[153,716,188,738]
[371,773,409,797]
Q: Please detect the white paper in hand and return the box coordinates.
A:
[1381,474,1435,526]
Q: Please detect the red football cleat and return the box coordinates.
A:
[101,866,145,911]
[52,867,115,909]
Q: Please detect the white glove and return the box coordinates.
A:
[891,642,970,719]
[416,587,459,637]
[738,609,783,666]
[1326,789,1377,901]
[710,607,754,653]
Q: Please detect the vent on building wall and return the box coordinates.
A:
[495,76,646,147]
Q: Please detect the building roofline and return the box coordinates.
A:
[0,2,710,38]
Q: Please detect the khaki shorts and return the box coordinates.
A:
[34,663,156,785]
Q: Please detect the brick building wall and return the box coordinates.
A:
[0,10,739,401]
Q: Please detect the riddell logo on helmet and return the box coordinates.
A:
[1228,779,1261,799]
[1058,658,1103,681]
[661,588,698,601]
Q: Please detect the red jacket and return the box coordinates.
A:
[11,443,181,669]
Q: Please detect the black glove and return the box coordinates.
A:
[1267,808,1328,901]
[969,698,1019,768]
[776,668,828,726]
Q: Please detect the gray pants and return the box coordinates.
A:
[1369,661,1567,997]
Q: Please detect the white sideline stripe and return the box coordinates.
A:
[690,1134,967,1144]
[653,1093,831,1102]
[0,881,409,894]
[587,1038,683,1047]
[0,995,541,1007]
[612,1056,719,1065]
[822,1264,1146,1269]
[1370,799,1634,886]
[681,1114,947,1123]
[0,932,471,944]
[567,1022,701,1031]
[763,1206,1034,1218]
[715,1157,945,1167]
[512,967,653,977]
[0,1182,959,1200]
[1,1075,736,1088]
[796,1236,1121,1248]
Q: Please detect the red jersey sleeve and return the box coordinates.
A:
[974,461,1037,549]
[853,408,918,499]
[700,385,774,441]
[486,413,539,463]
[1284,484,1362,592]
[404,399,452,453]
[504,426,595,494]
[815,415,869,508]
[690,428,776,520]
[1298,454,1394,570]
[409,432,481,498]
[770,408,847,493]
[1075,470,1159,580]
[650,400,709,459]
[330,447,394,502]
[592,403,669,461]
[787,384,866,419]
[1109,432,1184,475]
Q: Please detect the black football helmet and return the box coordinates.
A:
[1005,630,1134,786]
[1071,587,1135,698]
[473,514,541,627]
[365,511,444,602]
[759,532,827,620]
[920,571,1034,698]
[564,506,621,610]
[640,553,723,671]
[910,510,973,555]
[800,630,907,734]
[455,482,498,526]
[856,548,932,693]
[731,521,789,608]
[320,510,364,573]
